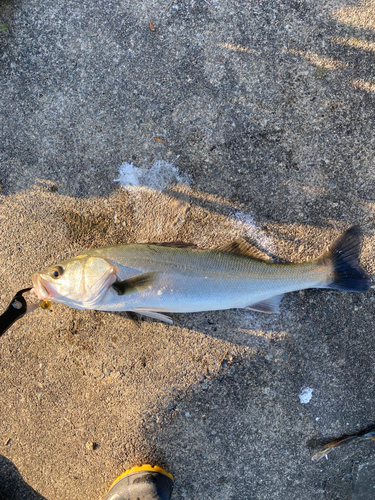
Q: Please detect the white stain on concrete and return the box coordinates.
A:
[299,386,314,404]
[232,210,274,251]
[114,160,191,241]
[114,160,190,192]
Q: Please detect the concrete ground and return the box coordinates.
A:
[1,0,375,498]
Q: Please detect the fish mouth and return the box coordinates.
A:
[31,273,52,300]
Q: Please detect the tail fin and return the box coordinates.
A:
[320,226,371,292]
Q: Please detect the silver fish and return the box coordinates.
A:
[31,227,370,324]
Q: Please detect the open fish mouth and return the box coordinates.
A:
[31,273,52,300]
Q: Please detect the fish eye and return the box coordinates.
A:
[51,266,64,279]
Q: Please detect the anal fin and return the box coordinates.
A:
[245,294,284,314]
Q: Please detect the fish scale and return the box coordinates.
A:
[31,227,370,324]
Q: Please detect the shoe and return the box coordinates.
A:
[104,464,174,500]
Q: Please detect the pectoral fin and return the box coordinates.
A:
[245,294,284,314]
[111,272,158,296]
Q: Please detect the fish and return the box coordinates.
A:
[31,226,371,324]
[311,428,375,461]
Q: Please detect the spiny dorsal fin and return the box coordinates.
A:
[151,241,198,249]
[112,272,158,296]
[217,238,273,262]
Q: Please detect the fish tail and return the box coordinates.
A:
[319,226,371,293]
[311,429,375,461]
[312,435,360,461]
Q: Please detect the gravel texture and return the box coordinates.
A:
[1,0,375,499]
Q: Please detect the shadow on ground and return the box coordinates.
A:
[0,454,47,500]
[0,0,374,230]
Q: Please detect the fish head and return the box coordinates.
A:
[32,255,118,308]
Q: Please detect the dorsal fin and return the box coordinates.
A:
[217,238,273,262]
[150,241,198,249]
